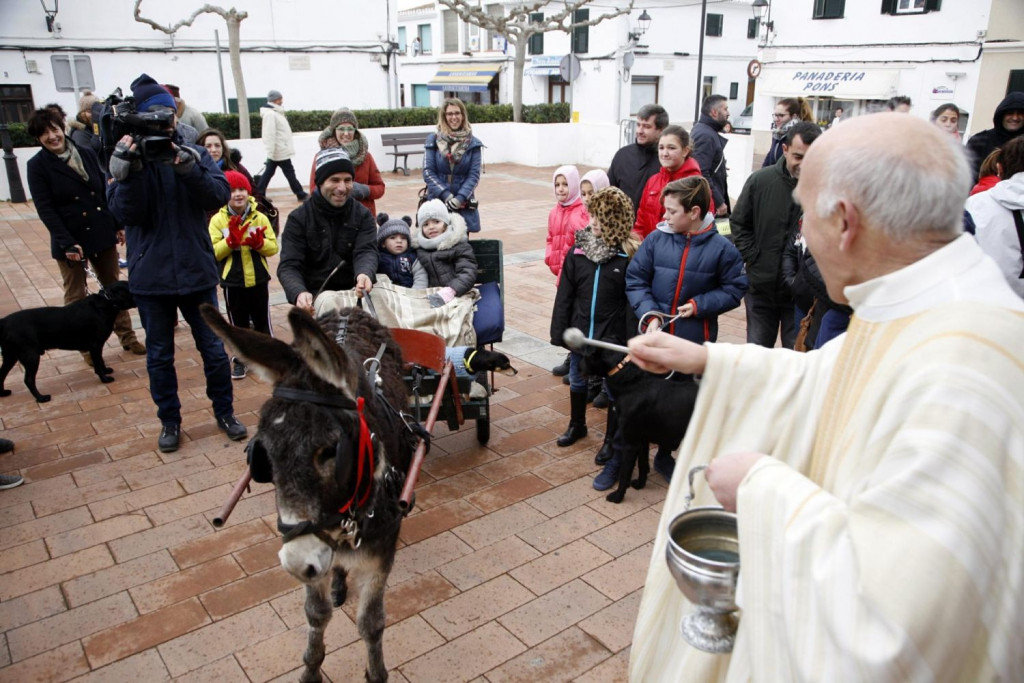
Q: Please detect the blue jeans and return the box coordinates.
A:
[135,289,234,425]
[567,351,588,392]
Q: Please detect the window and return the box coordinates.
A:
[572,9,589,54]
[747,18,759,39]
[485,4,504,51]
[729,82,739,100]
[630,76,659,116]
[1008,70,1024,95]
[705,14,723,37]
[703,76,715,102]
[418,24,432,54]
[813,0,845,19]
[0,84,33,124]
[880,0,941,13]
[528,13,544,55]
[51,54,95,92]
[443,10,459,53]
[397,27,407,53]
[413,84,430,107]
[548,76,568,104]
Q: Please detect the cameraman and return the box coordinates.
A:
[106,73,247,453]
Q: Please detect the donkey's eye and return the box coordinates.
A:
[314,446,335,469]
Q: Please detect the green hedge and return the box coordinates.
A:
[206,102,570,139]
[7,102,570,147]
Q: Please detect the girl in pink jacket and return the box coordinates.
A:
[545,165,588,281]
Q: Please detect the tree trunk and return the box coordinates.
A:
[227,15,250,139]
[512,39,527,123]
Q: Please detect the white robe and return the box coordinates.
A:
[630,235,1024,682]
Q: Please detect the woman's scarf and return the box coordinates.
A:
[772,116,801,142]
[435,124,473,164]
[575,226,619,265]
[318,129,368,168]
[58,143,89,182]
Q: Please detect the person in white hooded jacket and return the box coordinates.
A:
[966,136,1024,299]
[256,89,308,202]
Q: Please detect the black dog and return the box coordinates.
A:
[447,346,518,379]
[0,281,136,403]
[583,348,698,503]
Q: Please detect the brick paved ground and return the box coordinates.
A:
[0,163,747,682]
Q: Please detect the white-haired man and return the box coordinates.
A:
[628,113,1024,682]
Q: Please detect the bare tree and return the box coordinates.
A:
[133,1,252,138]
[438,0,634,122]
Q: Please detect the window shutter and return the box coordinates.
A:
[572,9,589,54]
[880,0,897,14]
[1008,70,1024,96]
[747,17,759,39]
[706,14,723,37]
[528,13,544,55]
[924,0,942,11]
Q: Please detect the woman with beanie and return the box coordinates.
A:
[308,108,385,216]
[550,187,640,452]
[424,98,485,233]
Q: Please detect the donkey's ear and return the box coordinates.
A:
[200,303,299,382]
[287,308,356,396]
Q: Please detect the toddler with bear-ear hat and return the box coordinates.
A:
[376,213,427,289]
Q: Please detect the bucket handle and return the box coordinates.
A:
[684,465,708,511]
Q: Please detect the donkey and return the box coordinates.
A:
[201,303,413,683]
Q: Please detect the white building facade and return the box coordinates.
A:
[0,0,398,124]
[396,0,764,127]
[747,0,1024,140]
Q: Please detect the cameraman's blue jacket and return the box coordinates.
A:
[107,137,230,296]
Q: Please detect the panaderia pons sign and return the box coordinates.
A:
[758,67,900,99]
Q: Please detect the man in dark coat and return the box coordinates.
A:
[731,122,822,349]
[965,91,1024,181]
[278,147,378,312]
[691,94,731,216]
[25,107,144,358]
[106,73,244,453]
[607,104,668,216]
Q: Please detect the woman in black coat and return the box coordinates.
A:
[25,107,145,356]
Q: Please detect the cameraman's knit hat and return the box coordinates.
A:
[313,148,355,186]
[417,199,450,226]
[376,213,412,245]
[224,170,251,194]
[587,187,635,247]
[267,89,283,102]
[130,74,176,112]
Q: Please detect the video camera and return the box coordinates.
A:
[93,88,177,165]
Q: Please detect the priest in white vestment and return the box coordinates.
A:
[629,113,1024,683]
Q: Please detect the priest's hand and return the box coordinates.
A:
[627,331,708,375]
[706,452,767,512]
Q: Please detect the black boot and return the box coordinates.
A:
[586,377,603,404]
[595,402,619,465]
[551,351,571,377]
[557,390,588,447]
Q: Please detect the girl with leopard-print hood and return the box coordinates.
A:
[550,187,640,450]
[307,107,386,216]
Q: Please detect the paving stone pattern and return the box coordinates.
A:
[0,162,747,681]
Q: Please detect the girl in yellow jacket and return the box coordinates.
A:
[208,170,279,379]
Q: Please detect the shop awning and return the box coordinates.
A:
[427,64,501,92]
[525,55,563,77]
[757,67,900,99]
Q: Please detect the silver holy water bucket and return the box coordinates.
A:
[665,465,741,653]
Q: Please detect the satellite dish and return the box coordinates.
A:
[559,54,581,82]
[623,52,635,71]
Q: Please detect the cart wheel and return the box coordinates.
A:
[476,417,490,444]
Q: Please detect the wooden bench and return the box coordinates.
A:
[381,131,430,176]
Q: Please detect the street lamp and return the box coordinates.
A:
[627,9,652,43]
[751,0,774,44]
